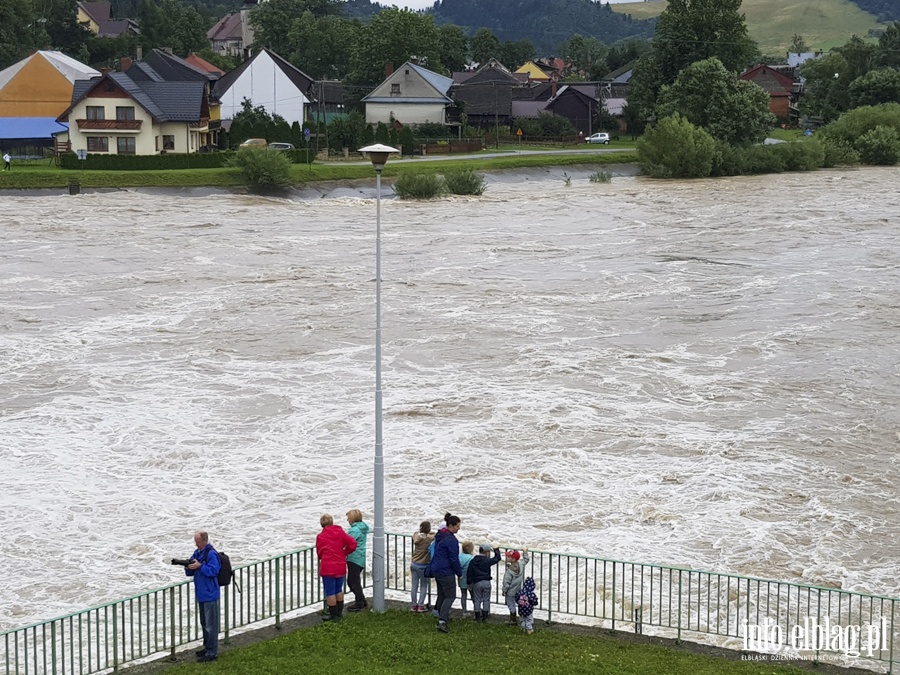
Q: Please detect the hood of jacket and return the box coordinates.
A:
[349,521,369,537]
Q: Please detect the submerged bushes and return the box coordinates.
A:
[393,169,487,199]
[227,146,292,189]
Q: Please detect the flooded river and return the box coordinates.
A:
[1,167,899,629]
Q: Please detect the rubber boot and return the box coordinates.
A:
[337,600,344,617]
[474,611,482,622]
[508,612,517,625]
[322,604,338,621]
[484,611,490,622]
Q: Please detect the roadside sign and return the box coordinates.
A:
[516,128,523,136]
[76,149,87,161]
[304,128,311,141]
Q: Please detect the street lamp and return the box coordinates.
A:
[358,143,399,613]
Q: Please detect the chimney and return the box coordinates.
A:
[100,67,112,75]
[551,79,557,98]
[121,56,132,72]
[385,62,393,78]
[136,45,142,60]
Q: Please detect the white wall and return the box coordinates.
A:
[365,102,446,126]
[218,51,309,125]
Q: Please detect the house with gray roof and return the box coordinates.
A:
[362,62,453,126]
[57,70,211,155]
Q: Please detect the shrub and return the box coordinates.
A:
[710,140,744,176]
[399,126,415,156]
[820,103,900,148]
[589,169,612,183]
[772,140,825,171]
[856,125,900,165]
[226,146,292,189]
[393,172,445,199]
[638,115,717,178]
[741,145,786,174]
[821,139,860,167]
[443,168,486,195]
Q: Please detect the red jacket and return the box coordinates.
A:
[316,525,357,577]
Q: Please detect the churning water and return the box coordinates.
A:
[1,167,899,630]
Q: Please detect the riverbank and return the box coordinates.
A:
[0,149,636,191]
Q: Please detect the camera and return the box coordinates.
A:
[171,558,196,567]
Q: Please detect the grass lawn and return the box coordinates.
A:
[158,610,810,675]
[0,151,638,191]
[612,0,882,54]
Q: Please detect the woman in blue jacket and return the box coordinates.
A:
[430,513,462,633]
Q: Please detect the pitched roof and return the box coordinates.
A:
[362,61,453,104]
[62,72,205,123]
[511,100,547,118]
[207,12,243,41]
[185,53,226,77]
[740,64,795,94]
[601,62,636,84]
[76,1,137,37]
[0,50,99,91]
[144,48,217,82]
[212,48,315,101]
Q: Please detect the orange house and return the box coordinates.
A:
[0,51,100,118]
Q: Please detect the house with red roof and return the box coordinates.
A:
[740,64,795,119]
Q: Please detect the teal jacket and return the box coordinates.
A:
[346,521,369,567]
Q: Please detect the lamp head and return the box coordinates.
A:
[359,143,400,172]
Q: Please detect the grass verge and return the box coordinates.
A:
[157,609,813,675]
[0,152,637,191]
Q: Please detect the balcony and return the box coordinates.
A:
[76,119,142,131]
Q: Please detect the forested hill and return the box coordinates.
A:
[847,0,900,22]
[345,0,655,53]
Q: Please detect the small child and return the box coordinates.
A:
[501,548,529,625]
[466,544,501,622]
[515,577,539,634]
[458,541,475,617]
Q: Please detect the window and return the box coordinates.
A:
[86,137,108,152]
[162,135,175,150]
[86,106,105,120]
[116,106,135,120]
[117,137,136,154]
[391,83,400,94]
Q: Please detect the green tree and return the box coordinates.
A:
[638,114,717,178]
[856,125,900,164]
[630,0,758,118]
[0,0,36,66]
[789,33,808,53]
[251,0,343,56]
[45,0,92,53]
[849,68,900,107]
[835,35,877,81]
[560,34,607,79]
[800,52,852,121]
[656,57,774,146]
[622,103,646,140]
[437,24,468,73]
[287,13,357,79]
[399,125,415,155]
[875,22,900,69]
[470,28,500,65]
[348,8,443,84]
[375,121,390,144]
[499,39,535,70]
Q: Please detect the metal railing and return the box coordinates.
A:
[3,536,897,674]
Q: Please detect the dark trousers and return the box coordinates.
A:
[198,599,219,657]
[435,575,457,622]
[346,561,365,604]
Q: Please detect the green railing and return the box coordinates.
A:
[3,536,897,674]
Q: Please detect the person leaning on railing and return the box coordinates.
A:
[466,543,502,622]
[345,509,370,612]
[410,521,435,612]
[316,513,357,622]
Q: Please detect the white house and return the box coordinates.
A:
[362,62,453,126]
[212,48,313,126]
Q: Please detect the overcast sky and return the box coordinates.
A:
[385,0,635,11]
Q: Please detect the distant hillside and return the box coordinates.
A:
[611,0,884,54]
[846,0,899,23]
[431,0,655,53]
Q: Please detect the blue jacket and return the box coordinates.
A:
[186,544,221,603]
[430,528,462,577]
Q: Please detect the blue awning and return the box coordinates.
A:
[0,117,69,140]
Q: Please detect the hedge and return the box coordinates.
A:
[59,149,313,171]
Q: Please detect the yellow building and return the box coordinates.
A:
[514,61,552,82]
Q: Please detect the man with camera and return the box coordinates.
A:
[178,531,221,663]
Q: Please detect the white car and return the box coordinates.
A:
[586,132,610,144]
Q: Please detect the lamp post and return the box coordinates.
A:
[359,143,399,613]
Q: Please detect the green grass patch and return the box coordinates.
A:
[767,129,806,142]
[0,152,637,191]
[612,0,882,54]
[158,610,810,675]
